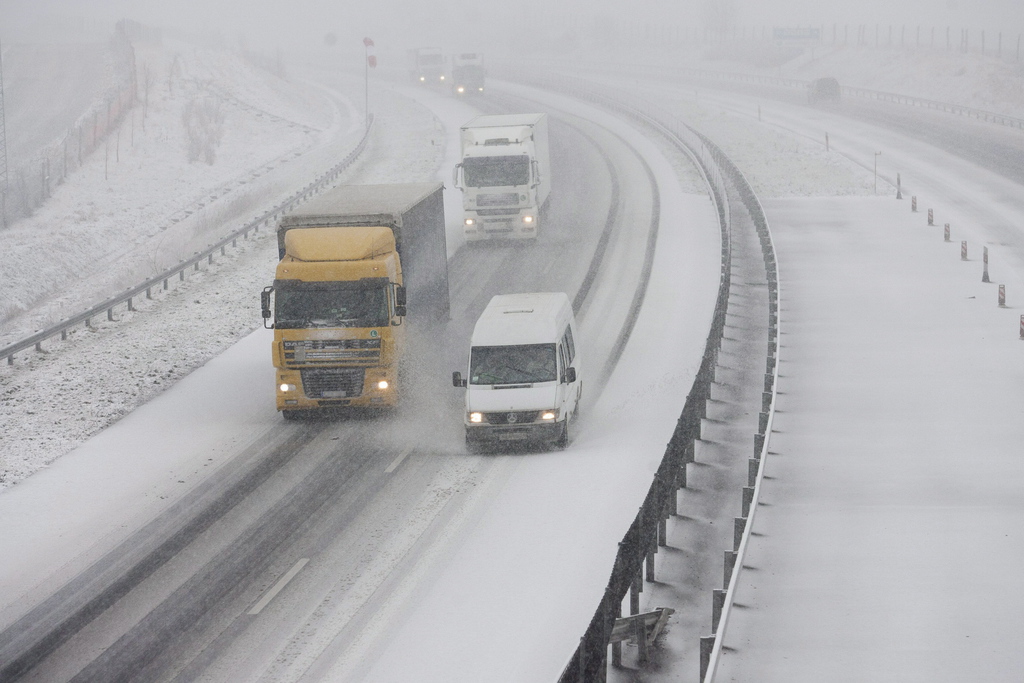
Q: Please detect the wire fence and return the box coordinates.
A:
[1,22,137,227]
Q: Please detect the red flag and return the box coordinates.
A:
[364,37,376,68]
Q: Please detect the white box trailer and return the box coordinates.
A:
[453,292,581,451]
[453,113,551,241]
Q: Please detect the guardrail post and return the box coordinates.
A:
[724,550,737,587]
[700,635,716,681]
[630,571,641,615]
[107,307,114,321]
[127,297,134,312]
[742,486,754,517]
[733,517,745,551]
[712,589,726,633]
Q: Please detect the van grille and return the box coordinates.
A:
[301,368,364,398]
[484,411,540,425]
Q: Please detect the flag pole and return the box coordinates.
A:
[364,43,369,130]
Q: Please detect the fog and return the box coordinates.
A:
[4,0,1024,56]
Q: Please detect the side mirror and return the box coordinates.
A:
[531,159,540,188]
[562,367,576,384]
[453,164,463,191]
[452,371,467,388]
[394,285,407,318]
[261,287,274,329]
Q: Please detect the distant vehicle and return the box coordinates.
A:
[808,76,841,105]
[453,113,551,241]
[261,183,449,418]
[453,292,582,452]
[408,47,446,84]
[451,52,485,95]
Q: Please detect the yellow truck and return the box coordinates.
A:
[261,183,448,418]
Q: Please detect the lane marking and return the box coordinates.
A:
[248,558,309,615]
[385,446,414,474]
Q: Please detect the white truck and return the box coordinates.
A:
[452,292,581,451]
[453,113,550,241]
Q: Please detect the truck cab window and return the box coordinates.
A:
[463,155,530,187]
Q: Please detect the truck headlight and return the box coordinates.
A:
[540,411,556,421]
[522,215,534,223]
[377,380,389,390]
[469,412,483,423]
[457,86,465,93]
[464,218,475,226]
[279,383,296,393]
[419,76,426,82]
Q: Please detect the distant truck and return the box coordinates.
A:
[453,292,581,451]
[261,183,449,418]
[453,113,551,241]
[408,47,446,84]
[450,52,485,95]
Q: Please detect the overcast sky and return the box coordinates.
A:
[3,0,1024,56]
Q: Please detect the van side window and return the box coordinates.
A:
[558,343,568,374]
[562,326,575,364]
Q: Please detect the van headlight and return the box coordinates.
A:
[540,411,556,421]
[465,218,475,225]
[469,412,483,423]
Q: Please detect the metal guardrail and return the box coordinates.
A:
[501,70,781,683]
[668,66,1024,129]
[2,117,374,366]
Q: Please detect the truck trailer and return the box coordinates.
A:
[261,183,449,417]
[453,113,551,241]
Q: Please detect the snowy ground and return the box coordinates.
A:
[1,31,1023,682]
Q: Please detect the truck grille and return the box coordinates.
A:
[284,338,381,365]
[477,209,521,216]
[301,368,364,399]
[476,193,518,207]
[485,411,540,425]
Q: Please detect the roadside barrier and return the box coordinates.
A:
[2,117,374,366]
[505,71,780,683]
[999,285,1006,306]
[928,208,934,225]
[983,247,991,282]
[945,223,951,241]
[962,241,969,260]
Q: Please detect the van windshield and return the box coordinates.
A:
[470,344,556,384]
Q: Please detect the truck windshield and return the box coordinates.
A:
[470,344,556,385]
[276,283,389,329]
[463,155,530,187]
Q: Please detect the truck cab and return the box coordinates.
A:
[453,292,581,451]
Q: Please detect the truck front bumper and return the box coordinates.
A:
[276,366,397,411]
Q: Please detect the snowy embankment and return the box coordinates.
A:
[0,41,437,487]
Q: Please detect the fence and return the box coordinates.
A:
[1,23,137,226]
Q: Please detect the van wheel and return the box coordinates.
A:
[555,420,570,449]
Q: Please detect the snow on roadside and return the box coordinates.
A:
[0,51,445,489]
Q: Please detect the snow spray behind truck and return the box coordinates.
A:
[261,183,448,418]
[453,113,550,241]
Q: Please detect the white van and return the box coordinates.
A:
[453,292,582,451]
